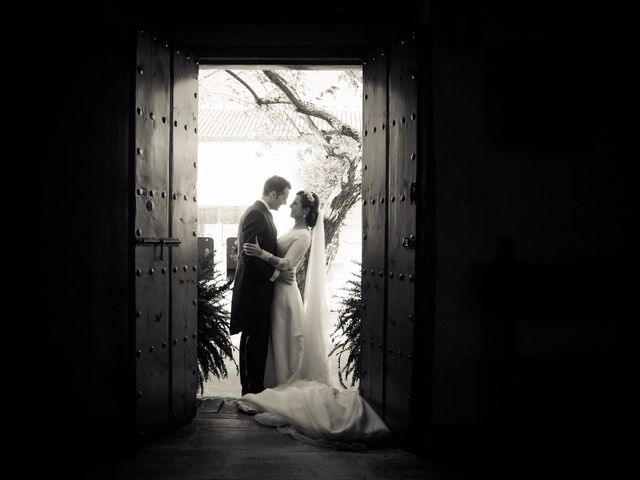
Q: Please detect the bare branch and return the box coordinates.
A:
[261,100,292,105]
[225,70,290,107]
[225,70,262,104]
[282,111,306,137]
[262,70,361,144]
[320,129,342,137]
[226,69,329,153]
[200,70,220,81]
[261,71,334,154]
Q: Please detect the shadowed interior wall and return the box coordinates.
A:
[426,0,634,442]
[14,2,135,455]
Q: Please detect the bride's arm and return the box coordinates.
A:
[243,232,311,271]
[244,243,290,270]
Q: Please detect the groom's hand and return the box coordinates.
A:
[243,238,263,258]
[279,269,295,285]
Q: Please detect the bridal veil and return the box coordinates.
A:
[287,211,331,385]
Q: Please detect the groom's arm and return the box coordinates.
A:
[241,210,279,282]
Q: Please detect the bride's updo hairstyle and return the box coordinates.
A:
[298,190,320,228]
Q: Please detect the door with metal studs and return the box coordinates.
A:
[361,34,420,435]
[361,49,387,416]
[134,31,199,442]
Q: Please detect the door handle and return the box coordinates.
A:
[409,181,416,205]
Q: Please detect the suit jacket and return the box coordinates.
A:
[230,201,278,335]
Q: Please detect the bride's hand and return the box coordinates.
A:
[242,237,263,257]
[280,269,295,284]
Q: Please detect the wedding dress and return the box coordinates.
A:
[263,227,310,388]
[236,213,390,449]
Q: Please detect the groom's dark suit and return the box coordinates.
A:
[230,200,278,395]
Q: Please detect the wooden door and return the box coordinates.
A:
[361,34,423,436]
[386,36,419,433]
[361,50,388,416]
[169,47,199,426]
[133,31,199,441]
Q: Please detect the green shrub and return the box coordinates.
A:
[330,262,362,388]
[196,251,237,394]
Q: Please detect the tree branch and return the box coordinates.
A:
[225,70,262,104]
[262,70,361,144]
[225,70,290,107]
[282,110,306,137]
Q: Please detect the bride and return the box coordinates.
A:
[236,190,390,449]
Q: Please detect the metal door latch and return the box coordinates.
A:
[136,237,182,259]
[402,234,416,249]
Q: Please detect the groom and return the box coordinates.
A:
[230,175,294,395]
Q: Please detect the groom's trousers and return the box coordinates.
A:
[239,319,270,395]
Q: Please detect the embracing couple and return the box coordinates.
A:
[230,175,389,449]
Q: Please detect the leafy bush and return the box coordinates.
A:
[196,251,237,394]
[330,263,362,388]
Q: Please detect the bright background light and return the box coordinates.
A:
[196,68,362,395]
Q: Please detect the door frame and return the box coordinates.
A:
[147,24,435,448]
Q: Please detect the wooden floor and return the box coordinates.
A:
[78,397,475,480]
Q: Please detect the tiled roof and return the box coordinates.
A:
[198,107,361,141]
